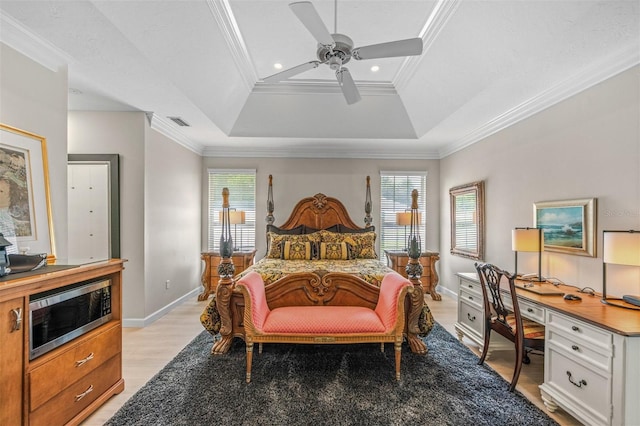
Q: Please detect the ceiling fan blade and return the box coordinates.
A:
[336,67,361,105]
[352,38,423,60]
[289,1,335,47]
[263,61,321,83]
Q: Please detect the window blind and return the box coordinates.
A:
[379,172,427,255]
[207,169,256,251]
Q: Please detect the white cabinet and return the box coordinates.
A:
[455,272,484,346]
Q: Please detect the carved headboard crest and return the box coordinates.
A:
[311,193,328,212]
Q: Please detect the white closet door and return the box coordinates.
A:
[68,163,110,261]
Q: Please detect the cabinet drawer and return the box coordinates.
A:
[460,287,482,309]
[29,324,121,410]
[547,311,612,352]
[503,297,545,324]
[458,299,483,337]
[459,277,482,297]
[29,354,121,426]
[546,346,611,425]
[548,329,611,373]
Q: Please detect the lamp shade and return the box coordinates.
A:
[396,212,421,226]
[603,231,640,266]
[512,228,543,252]
[219,210,246,225]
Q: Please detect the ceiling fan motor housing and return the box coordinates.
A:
[317,33,353,69]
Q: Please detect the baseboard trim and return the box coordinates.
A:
[122,287,201,328]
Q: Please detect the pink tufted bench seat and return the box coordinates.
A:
[236,271,413,383]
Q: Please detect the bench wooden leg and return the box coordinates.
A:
[259,342,263,354]
[394,341,402,381]
[246,342,254,383]
[380,342,384,352]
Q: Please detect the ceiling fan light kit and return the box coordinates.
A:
[263,1,424,105]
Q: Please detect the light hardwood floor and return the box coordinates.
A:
[82,291,581,425]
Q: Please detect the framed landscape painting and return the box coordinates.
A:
[533,198,596,257]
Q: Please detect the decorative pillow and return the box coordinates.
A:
[266,232,322,259]
[321,230,377,259]
[319,242,353,260]
[281,240,314,260]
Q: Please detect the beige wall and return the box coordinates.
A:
[201,158,441,261]
[145,127,201,316]
[0,43,69,258]
[68,111,146,320]
[440,66,640,298]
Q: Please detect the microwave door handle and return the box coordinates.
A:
[11,308,22,332]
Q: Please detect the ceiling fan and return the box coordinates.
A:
[263,1,424,105]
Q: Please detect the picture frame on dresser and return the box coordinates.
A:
[533,198,596,257]
[0,124,55,260]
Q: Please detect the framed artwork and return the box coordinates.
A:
[0,124,55,259]
[533,198,596,257]
[450,181,485,260]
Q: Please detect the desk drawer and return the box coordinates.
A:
[458,299,483,337]
[546,345,611,425]
[503,297,545,324]
[459,287,482,309]
[459,277,482,297]
[548,329,611,373]
[547,311,612,352]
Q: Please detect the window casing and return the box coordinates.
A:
[379,172,427,255]
[207,169,256,251]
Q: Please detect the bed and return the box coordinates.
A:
[200,176,434,355]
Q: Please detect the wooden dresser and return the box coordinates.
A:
[198,250,256,301]
[0,259,125,426]
[384,250,440,300]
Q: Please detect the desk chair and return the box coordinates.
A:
[475,262,545,392]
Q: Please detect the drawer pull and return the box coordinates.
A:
[566,371,587,388]
[468,284,473,288]
[527,308,534,313]
[571,345,580,351]
[75,384,94,402]
[468,296,474,301]
[10,308,22,332]
[75,352,95,367]
[571,325,580,332]
[467,313,476,322]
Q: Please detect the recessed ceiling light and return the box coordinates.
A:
[274,63,283,70]
[68,88,83,95]
[370,65,380,72]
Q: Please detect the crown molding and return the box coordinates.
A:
[148,114,205,156]
[201,143,440,160]
[394,0,461,91]
[206,0,257,90]
[252,80,396,96]
[439,44,640,158]
[0,12,75,71]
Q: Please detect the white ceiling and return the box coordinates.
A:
[1,1,638,159]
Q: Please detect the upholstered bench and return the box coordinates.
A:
[236,271,413,383]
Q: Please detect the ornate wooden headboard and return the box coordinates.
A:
[266,175,373,232]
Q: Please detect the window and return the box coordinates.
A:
[379,172,427,255]
[208,169,256,252]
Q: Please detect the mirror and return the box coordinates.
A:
[450,181,484,260]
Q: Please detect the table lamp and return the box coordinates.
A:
[0,233,12,276]
[396,211,422,251]
[602,230,640,309]
[219,209,246,251]
[512,227,544,281]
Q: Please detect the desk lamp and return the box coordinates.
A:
[512,227,544,281]
[602,230,640,309]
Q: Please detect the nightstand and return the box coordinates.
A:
[198,249,256,301]
[384,250,440,300]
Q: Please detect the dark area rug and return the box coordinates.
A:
[106,323,558,425]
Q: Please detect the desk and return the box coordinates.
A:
[455,272,640,426]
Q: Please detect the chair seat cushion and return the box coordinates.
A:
[505,315,545,339]
[262,306,385,334]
